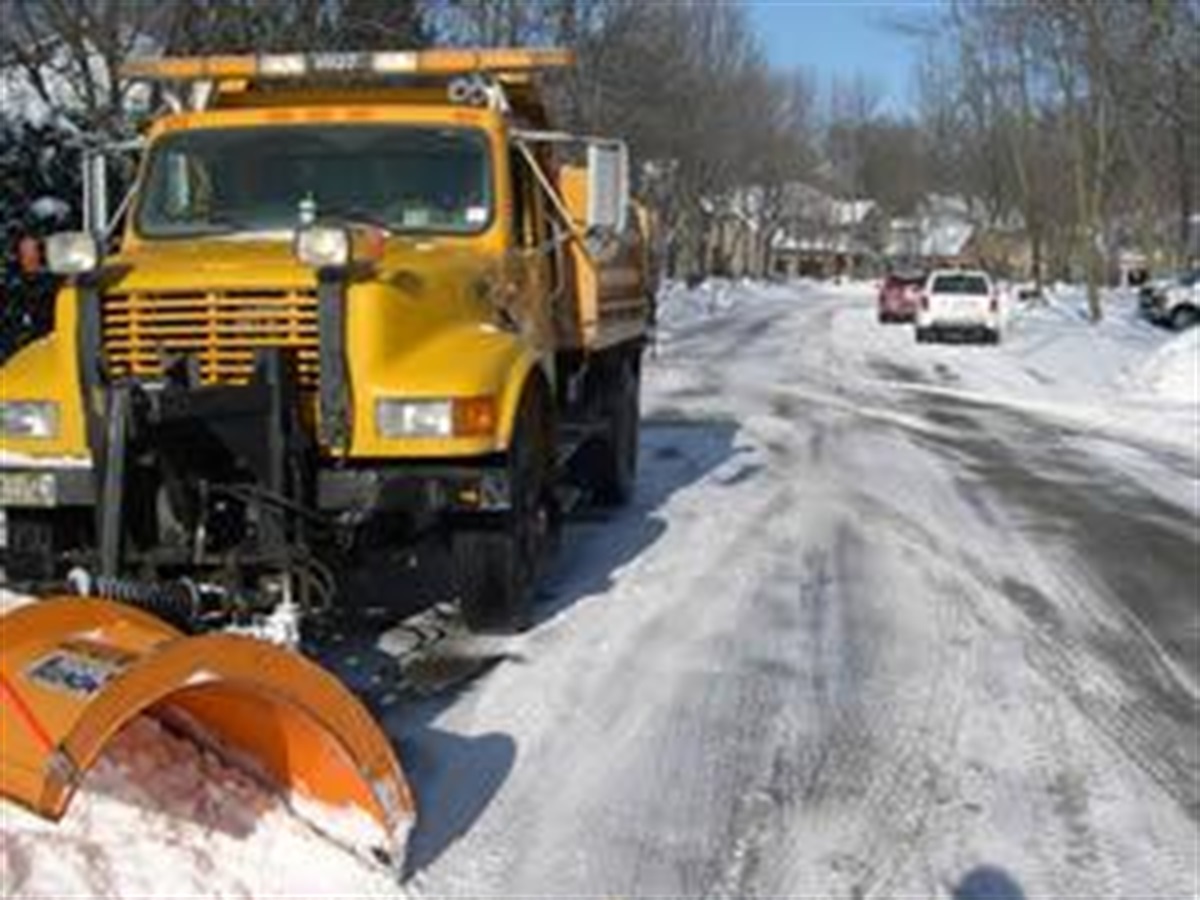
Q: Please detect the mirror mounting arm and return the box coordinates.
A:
[511,129,631,258]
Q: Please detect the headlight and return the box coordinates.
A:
[376,397,496,439]
[0,401,60,439]
[44,232,99,276]
[377,399,453,438]
[294,225,351,269]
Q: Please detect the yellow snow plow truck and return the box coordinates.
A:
[0,48,653,868]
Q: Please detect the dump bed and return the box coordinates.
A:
[556,168,655,351]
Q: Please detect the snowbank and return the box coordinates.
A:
[0,588,33,614]
[655,277,829,332]
[820,278,1197,454]
[1134,327,1199,406]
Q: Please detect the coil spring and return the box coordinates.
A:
[67,569,202,627]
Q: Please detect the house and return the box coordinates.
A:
[767,186,878,278]
[883,195,976,270]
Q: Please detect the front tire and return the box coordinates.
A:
[455,390,552,634]
[0,509,90,586]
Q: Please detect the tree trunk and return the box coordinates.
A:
[1176,115,1194,267]
[1031,226,1044,290]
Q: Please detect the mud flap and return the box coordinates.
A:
[0,597,414,867]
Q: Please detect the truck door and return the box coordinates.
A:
[509,147,558,349]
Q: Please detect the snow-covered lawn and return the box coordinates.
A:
[827,281,1198,456]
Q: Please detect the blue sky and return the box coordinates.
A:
[747,0,941,115]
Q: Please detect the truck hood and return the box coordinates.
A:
[105,239,497,298]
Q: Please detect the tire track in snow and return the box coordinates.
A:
[705,519,982,899]
[710,539,869,898]
[1025,686,1121,900]
[1019,603,1200,823]
[831,559,978,900]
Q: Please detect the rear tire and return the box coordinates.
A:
[1170,306,1199,331]
[589,356,641,507]
[916,327,930,344]
[456,390,552,634]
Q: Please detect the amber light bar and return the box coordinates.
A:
[121,48,574,82]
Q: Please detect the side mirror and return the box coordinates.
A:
[82,149,109,237]
[17,236,43,276]
[585,141,629,235]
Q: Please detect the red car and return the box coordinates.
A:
[877,271,926,323]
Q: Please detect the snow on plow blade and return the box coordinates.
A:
[1,597,414,864]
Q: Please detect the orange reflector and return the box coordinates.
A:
[354,227,387,264]
[453,397,497,438]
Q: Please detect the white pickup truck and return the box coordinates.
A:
[915,269,1001,344]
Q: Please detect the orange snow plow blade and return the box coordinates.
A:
[0,597,414,859]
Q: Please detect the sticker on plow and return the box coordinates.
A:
[26,641,134,698]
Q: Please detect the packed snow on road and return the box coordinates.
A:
[3,280,1197,898]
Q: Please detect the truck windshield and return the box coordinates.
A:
[136,125,492,238]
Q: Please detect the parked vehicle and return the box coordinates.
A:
[0,47,653,864]
[1140,270,1199,330]
[877,270,926,323]
[915,269,1001,344]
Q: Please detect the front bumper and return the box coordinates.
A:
[879,303,918,321]
[0,467,95,508]
[916,320,1000,343]
[0,465,93,562]
[318,463,511,514]
[917,313,999,332]
[0,462,510,514]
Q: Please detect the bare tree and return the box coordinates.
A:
[919,0,1199,313]
[1,0,172,134]
[0,0,428,134]
[825,72,884,200]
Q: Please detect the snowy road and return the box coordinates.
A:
[4,281,1197,899]
[397,282,1198,898]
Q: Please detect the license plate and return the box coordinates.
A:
[0,471,57,507]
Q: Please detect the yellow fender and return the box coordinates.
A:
[0,597,413,862]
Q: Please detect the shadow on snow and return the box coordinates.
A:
[318,415,744,876]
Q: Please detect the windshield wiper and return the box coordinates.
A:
[311,206,397,234]
[151,214,249,237]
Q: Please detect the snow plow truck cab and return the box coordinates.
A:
[0,48,653,871]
